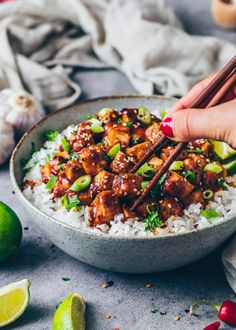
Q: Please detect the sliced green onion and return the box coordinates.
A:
[70,175,92,192]
[86,114,93,120]
[61,137,71,152]
[169,161,183,171]
[108,143,120,158]
[161,108,168,118]
[184,170,196,183]
[65,195,81,211]
[99,108,112,117]
[203,190,214,199]
[136,163,156,177]
[90,125,104,133]
[137,106,152,124]
[201,209,219,219]
[45,130,59,141]
[125,121,133,127]
[203,163,222,174]
[141,181,150,189]
[60,195,69,206]
[45,176,57,190]
[89,118,102,126]
[186,148,202,154]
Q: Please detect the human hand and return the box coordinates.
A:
[160,76,236,149]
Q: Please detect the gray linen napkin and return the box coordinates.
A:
[0,0,235,111]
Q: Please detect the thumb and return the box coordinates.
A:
[160,100,236,146]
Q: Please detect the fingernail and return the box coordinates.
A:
[160,117,174,138]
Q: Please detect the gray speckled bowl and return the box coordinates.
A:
[10,95,236,273]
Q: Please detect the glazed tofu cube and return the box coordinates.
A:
[77,190,94,205]
[131,126,147,143]
[91,190,121,225]
[41,158,60,183]
[145,123,162,143]
[112,174,142,198]
[163,171,194,199]
[104,123,130,149]
[80,145,107,175]
[136,199,158,219]
[92,170,115,192]
[160,147,188,162]
[126,141,151,161]
[183,158,202,184]
[110,151,133,173]
[70,123,94,152]
[183,189,205,207]
[159,197,183,221]
[64,160,85,183]
[121,108,138,123]
[98,109,119,124]
[53,174,71,198]
[122,206,139,220]
[147,157,163,171]
[187,153,207,169]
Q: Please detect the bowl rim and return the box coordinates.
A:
[10,94,234,241]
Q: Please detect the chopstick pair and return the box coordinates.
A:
[130,56,236,211]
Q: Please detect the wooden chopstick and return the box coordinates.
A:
[131,56,236,210]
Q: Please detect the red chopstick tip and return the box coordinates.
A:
[160,117,174,138]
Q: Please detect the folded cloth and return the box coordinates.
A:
[0,0,235,112]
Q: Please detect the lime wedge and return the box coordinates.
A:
[0,279,30,327]
[211,140,236,160]
[52,293,86,330]
[223,159,236,176]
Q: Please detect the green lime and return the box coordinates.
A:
[52,293,86,330]
[0,279,30,327]
[0,201,22,263]
[211,140,236,160]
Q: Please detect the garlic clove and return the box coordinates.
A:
[0,119,15,165]
[5,91,45,134]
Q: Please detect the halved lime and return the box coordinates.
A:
[0,279,30,327]
[52,293,86,330]
[211,140,236,160]
[0,201,22,263]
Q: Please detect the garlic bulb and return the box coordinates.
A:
[0,90,45,134]
[0,119,15,165]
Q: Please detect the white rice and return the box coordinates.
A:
[22,125,236,237]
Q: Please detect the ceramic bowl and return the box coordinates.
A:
[10,95,236,273]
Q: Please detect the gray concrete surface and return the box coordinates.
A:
[0,1,236,329]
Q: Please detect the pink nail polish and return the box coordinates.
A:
[160,117,174,138]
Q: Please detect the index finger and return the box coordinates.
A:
[170,75,215,113]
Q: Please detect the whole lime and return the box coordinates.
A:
[0,201,22,263]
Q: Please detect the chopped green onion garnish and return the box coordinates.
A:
[117,118,123,124]
[45,176,57,190]
[60,195,69,206]
[204,163,222,174]
[201,209,219,219]
[70,175,92,192]
[108,143,120,158]
[61,137,71,152]
[89,118,102,126]
[136,163,156,178]
[169,161,183,171]
[90,125,104,133]
[203,190,214,199]
[133,138,140,145]
[186,148,202,154]
[138,106,152,124]
[99,108,112,117]
[45,130,59,141]
[125,121,133,127]
[150,174,166,199]
[65,195,81,211]
[141,181,150,189]
[86,114,93,120]
[184,170,196,183]
[217,178,227,190]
